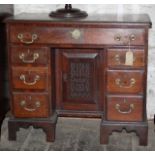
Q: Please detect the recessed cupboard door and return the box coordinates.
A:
[56,49,104,112]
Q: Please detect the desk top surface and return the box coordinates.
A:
[5,13,152,28]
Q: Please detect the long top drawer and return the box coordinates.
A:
[8,23,146,46]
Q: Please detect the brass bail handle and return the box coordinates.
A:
[115,78,136,89]
[19,49,39,63]
[115,103,134,114]
[115,98,134,114]
[114,34,136,43]
[17,33,38,45]
[20,100,41,112]
[129,34,136,42]
[20,74,40,86]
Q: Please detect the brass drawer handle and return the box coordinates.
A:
[114,34,136,42]
[70,29,81,40]
[114,34,121,41]
[20,100,41,112]
[17,33,38,44]
[114,53,136,65]
[19,53,39,63]
[115,103,134,114]
[129,34,136,41]
[115,54,121,64]
[115,78,136,88]
[20,74,40,86]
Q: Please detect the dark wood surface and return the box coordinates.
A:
[5,13,152,27]
[0,12,13,137]
[6,13,151,145]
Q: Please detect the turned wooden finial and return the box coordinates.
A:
[50,4,88,18]
[65,4,72,10]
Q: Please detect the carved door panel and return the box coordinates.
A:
[56,49,104,112]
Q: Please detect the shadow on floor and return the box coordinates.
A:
[0,117,155,151]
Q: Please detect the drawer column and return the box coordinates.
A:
[7,45,57,142]
[100,46,148,146]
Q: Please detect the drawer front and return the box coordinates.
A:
[10,46,49,66]
[106,96,143,121]
[12,93,50,118]
[107,70,144,94]
[9,24,145,45]
[12,67,48,90]
[107,48,145,68]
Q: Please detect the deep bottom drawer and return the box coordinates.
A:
[106,96,143,121]
[12,93,50,118]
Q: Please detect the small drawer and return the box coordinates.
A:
[10,46,50,66]
[107,48,145,68]
[12,93,50,118]
[107,70,144,94]
[106,96,143,121]
[12,67,48,91]
[9,23,145,45]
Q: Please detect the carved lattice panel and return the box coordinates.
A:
[68,61,93,100]
[60,50,101,108]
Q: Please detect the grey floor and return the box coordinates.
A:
[0,116,155,151]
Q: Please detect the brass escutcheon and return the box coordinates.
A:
[70,29,81,40]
